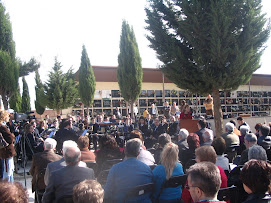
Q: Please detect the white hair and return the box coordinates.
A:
[44,138,57,150]
[202,129,213,141]
[225,122,234,132]
[240,125,250,136]
[248,145,267,161]
[63,140,78,155]
[179,128,189,139]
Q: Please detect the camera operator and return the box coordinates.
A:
[0,110,16,182]
[24,124,44,157]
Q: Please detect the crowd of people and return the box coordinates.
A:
[0,107,271,203]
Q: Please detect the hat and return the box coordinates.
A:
[7,109,14,114]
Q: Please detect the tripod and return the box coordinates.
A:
[17,133,35,187]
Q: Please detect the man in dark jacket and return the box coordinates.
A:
[29,138,61,202]
[42,143,95,203]
[55,119,78,154]
[257,124,271,150]
[177,128,189,161]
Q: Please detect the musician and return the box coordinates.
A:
[138,116,150,138]
[151,118,166,140]
[90,117,100,151]
[30,120,40,138]
[168,116,179,136]
[123,118,134,135]
[37,120,47,134]
[146,114,153,127]
[24,124,44,155]
[161,116,169,132]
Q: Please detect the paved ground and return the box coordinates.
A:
[14,161,34,203]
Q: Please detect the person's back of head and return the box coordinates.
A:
[61,119,71,129]
[187,133,200,150]
[125,138,142,158]
[255,123,263,132]
[229,120,237,127]
[161,143,179,180]
[63,142,81,165]
[198,119,207,129]
[158,133,171,148]
[0,181,28,203]
[195,146,217,164]
[73,180,104,203]
[248,145,267,161]
[187,162,221,202]
[211,137,226,156]
[260,124,271,137]
[130,130,144,143]
[237,116,244,122]
[63,140,78,154]
[225,122,234,133]
[44,138,57,151]
[179,128,189,140]
[202,129,213,142]
[77,136,89,150]
[240,160,271,195]
[240,125,250,136]
[245,133,257,144]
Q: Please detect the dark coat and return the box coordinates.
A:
[29,150,62,191]
[42,165,95,203]
[0,124,16,159]
[55,128,78,153]
[243,193,271,203]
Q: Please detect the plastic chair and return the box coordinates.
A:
[125,183,154,199]
[100,159,123,171]
[85,162,97,175]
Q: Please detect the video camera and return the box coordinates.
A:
[14,111,36,122]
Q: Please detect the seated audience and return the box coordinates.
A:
[154,133,171,164]
[212,137,229,171]
[238,133,257,165]
[201,129,213,146]
[248,145,267,162]
[42,143,95,203]
[77,136,95,163]
[257,124,271,150]
[168,116,179,136]
[44,140,87,186]
[239,125,250,153]
[240,160,271,203]
[186,162,227,203]
[182,146,227,203]
[0,181,28,203]
[177,128,189,161]
[153,143,184,202]
[180,133,200,168]
[221,122,240,149]
[104,138,153,202]
[95,135,123,171]
[130,130,155,165]
[151,117,166,140]
[25,123,44,154]
[29,138,62,202]
[138,116,150,138]
[73,180,104,203]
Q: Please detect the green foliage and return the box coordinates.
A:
[78,45,96,107]
[19,58,40,77]
[117,20,143,105]
[145,0,270,94]
[21,77,31,112]
[45,58,78,112]
[34,70,46,115]
[9,86,21,112]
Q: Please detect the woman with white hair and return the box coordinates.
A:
[152,143,184,202]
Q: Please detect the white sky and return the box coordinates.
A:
[2,0,271,110]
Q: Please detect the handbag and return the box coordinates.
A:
[0,132,9,149]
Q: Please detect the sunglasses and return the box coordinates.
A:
[185,184,202,191]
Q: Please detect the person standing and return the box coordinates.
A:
[0,110,16,182]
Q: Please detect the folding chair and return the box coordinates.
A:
[218,185,238,203]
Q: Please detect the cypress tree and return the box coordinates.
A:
[117,20,143,119]
[21,77,31,112]
[78,45,96,117]
[146,0,270,135]
[9,86,21,112]
[46,58,78,114]
[35,70,46,115]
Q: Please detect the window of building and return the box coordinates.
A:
[165,90,170,97]
[140,90,147,97]
[112,90,121,97]
[147,90,155,97]
[112,100,121,107]
[155,90,163,97]
[139,99,147,106]
[103,99,111,107]
[93,100,102,107]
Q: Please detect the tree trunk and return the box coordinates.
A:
[212,89,223,136]
[1,94,9,110]
[87,106,89,117]
[130,101,134,121]
[81,103,85,118]
[126,101,129,116]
